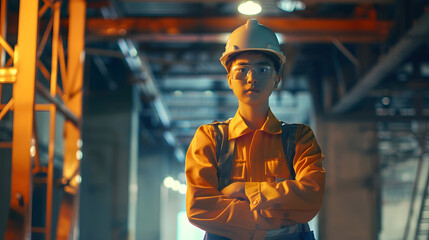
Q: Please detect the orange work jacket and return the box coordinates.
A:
[185,110,326,240]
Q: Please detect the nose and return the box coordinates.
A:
[246,70,257,85]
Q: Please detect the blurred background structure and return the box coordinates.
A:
[0,0,429,239]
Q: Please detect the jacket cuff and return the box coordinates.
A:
[245,182,261,211]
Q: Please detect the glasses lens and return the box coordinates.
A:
[231,65,272,80]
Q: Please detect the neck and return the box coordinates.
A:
[238,102,269,130]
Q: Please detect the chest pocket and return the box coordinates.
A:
[265,158,290,183]
[230,159,246,180]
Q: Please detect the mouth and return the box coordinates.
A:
[245,88,260,93]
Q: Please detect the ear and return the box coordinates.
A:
[227,74,233,89]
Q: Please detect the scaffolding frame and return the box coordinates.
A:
[0,0,86,239]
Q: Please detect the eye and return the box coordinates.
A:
[258,66,271,73]
[234,67,248,73]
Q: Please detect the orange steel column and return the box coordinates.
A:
[56,0,86,239]
[0,0,8,100]
[0,0,6,66]
[45,1,61,240]
[5,0,39,239]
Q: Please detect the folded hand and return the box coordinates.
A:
[221,182,248,201]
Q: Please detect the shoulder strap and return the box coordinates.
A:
[281,122,299,180]
[211,121,235,190]
[213,121,298,188]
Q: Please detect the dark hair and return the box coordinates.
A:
[225,51,281,73]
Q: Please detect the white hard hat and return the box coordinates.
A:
[220,19,286,70]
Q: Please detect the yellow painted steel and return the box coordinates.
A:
[0,0,5,100]
[56,0,86,239]
[2,0,85,239]
[64,0,86,193]
[0,0,11,146]
[0,37,13,60]
[0,67,17,83]
[0,141,12,148]
[45,2,61,239]
[0,98,13,121]
[0,0,6,64]
[0,0,16,85]
[5,1,39,240]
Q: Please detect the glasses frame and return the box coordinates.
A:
[230,64,275,81]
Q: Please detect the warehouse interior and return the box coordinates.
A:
[0,0,429,239]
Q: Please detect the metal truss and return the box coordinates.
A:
[0,0,86,239]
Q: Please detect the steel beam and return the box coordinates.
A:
[56,1,86,240]
[0,0,6,65]
[119,0,395,3]
[5,14,393,43]
[84,16,392,33]
[5,0,39,239]
[84,16,393,43]
[302,0,394,3]
[0,98,13,121]
[0,0,9,101]
[331,12,429,114]
[44,2,61,239]
[34,81,79,125]
[89,32,387,44]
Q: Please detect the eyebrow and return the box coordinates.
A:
[234,61,272,66]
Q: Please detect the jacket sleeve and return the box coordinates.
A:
[245,124,326,224]
[185,125,282,236]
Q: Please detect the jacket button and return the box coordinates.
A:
[252,200,258,205]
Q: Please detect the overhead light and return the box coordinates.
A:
[277,0,305,12]
[381,97,391,106]
[163,130,176,146]
[238,1,262,16]
[163,176,187,195]
[163,177,175,188]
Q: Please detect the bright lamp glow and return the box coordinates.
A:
[238,1,262,15]
[163,176,187,195]
[277,0,306,12]
[163,176,175,188]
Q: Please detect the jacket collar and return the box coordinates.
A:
[228,109,282,140]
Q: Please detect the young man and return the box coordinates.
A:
[185,19,325,240]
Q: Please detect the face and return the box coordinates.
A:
[227,52,280,107]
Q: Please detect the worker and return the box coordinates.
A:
[185,19,326,240]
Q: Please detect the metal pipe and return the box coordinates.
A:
[35,81,79,126]
[120,0,395,3]
[45,2,61,239]
[0,36,13,60]
[0,0,7,66]
[56,1,86,239]
[331,12,429,114]
[6,0,39,238]
[332,37,360,68]
[0,98,13,121]
[0,0,10,97]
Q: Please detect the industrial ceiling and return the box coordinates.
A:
[4,0,429,162]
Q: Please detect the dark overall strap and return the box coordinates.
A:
[209,121,314,240]
[212,121,298,186]
[280,123,315,240]
[281,122,299,180]
[211,121,235,190]
[205,121,235,239]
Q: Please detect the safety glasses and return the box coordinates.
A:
[230,64,274,81]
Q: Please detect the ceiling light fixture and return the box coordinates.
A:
[238,1,262,16]
[277,0,305,12]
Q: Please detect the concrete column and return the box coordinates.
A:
[136,148,164,240]
[317,119,380,240]
[80,88,135,240]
